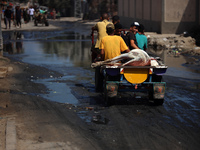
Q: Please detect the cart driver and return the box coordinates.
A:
[100,23,130,61]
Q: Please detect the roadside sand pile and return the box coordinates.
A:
[147,34,196,50]
[0,57,13,78]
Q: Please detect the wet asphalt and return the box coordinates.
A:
[2,27,200,150]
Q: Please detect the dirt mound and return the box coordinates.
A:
[148,34,196,51]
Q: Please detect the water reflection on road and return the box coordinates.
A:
[3,31,200,105]
[3,31,92,68]
[3,30,200,148]
[3,31,93,105]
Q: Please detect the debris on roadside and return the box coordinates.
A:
[148,34,196,51]
[0,66,13,78]
[92,115,109,124]
[181,47,200,56]
[0,67,8,78]
[86,107,94,110]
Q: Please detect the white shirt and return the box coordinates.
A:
[29,8,35,15]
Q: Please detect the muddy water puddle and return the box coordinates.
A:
[3,31,200,113]
[2,29,200,150]
[3,30,94,104]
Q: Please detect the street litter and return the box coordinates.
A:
[86,107,94,110]
[92,115,109,124]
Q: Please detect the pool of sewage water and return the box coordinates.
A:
[3,30,200,106]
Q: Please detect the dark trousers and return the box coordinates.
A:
[16,18,21,27]
[4,17,11,29]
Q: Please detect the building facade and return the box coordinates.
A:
[118,0,200,34]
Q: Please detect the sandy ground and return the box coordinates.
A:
[0,18,102,150]
[0,56,104,150]
[0,17,200,150]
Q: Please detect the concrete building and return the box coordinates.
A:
[118,0,200,34]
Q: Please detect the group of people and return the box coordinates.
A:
[91,13,148,62]
[3,5,36,29]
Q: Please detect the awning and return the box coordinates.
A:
[0,1,13,6]
[9,2,13,6]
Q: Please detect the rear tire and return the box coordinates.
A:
[103,75,116,107]
[103,74,119,107]
[153,99,164,105]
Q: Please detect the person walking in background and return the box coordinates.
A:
[56,11,61,20]
[29,6,35,21]
[4,6,13,29]
[52,8,56,20]
[23,8,29,23]
[26,8,30,22]
[135,24,148,51]
[15,5,22,28]
[50,11,53,19]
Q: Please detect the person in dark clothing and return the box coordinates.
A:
[4,6,13,29]
[15,6,22,28]
[112,15,120,25]
[114,22,128,46]
[126,22,139,50]
[23,8,28,23]
[112,15,128,46]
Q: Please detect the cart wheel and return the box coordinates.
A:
[149,94,164,105]
[103,75,118,106]
[153,99,164,105]
[95,67,103,92]
[103,75,111,106]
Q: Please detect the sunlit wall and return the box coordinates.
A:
[118,0,200,34]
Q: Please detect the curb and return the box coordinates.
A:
[6,118,16,150]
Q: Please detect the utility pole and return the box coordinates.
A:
[74,0,81,18]
[0,0,3,56]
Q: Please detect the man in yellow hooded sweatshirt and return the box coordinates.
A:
[91,13,112,62]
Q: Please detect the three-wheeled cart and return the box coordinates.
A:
[94,62,168,106]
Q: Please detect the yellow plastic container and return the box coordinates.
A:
[123,68,149,84]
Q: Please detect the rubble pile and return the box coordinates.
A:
[148,34,196,51]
